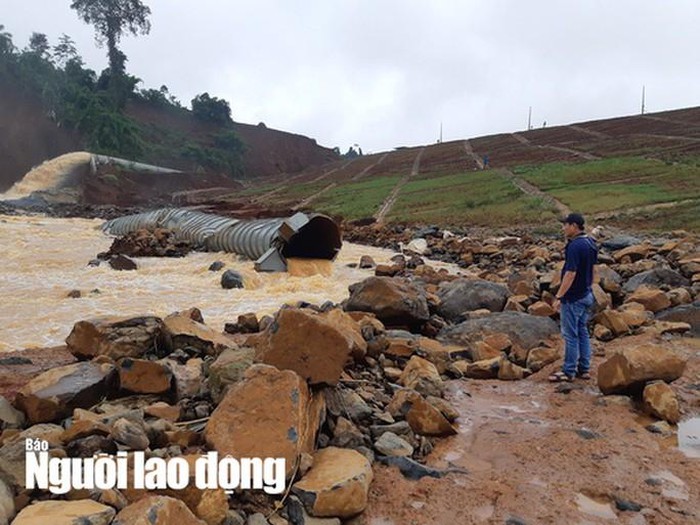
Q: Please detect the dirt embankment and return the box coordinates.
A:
[0,81,82,192]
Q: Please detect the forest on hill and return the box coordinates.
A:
[0,0,336,190]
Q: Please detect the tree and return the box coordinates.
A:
[191,92,232,125]
[53,34,80,68]
[28,32,50,60]
[0,24,15,56]
[70,0,151,77]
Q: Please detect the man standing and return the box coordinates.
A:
[549,213,598,382]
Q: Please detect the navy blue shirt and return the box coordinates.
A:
[560,234,598,302]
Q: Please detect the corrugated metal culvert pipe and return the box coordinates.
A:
[102,208,342,272]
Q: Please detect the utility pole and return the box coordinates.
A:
[641,85,646,114]
[439,121,443,143]
[527,106,532,130]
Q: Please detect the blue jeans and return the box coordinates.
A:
[560,292,594,377]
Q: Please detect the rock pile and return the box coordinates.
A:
[1,223,697,524]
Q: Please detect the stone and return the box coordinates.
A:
[160,312,235,356]
[613,244,651,262]
[285,496,341,525]
[292,447,373,518]
[12,500,116,525]
[207,347,255,403]
[66,316,162,360]
[247,513,269,525]
[14,362,117,424]
[160,357,204,400]
[388,390,456,436]
[208,261,225,271]
[464,356,501,379]
[330,417,365,449]
[597,345,687,395]
[595,265,623,294]
[374,264,400,277]
[0,477,14,525]
[527,301,554,317]
[398,356,444,397]
[359,255,376,269]
[625,287,671,313]
[436,279,509,321]
[498,358,529,380]
[144,402,181,422]
[601,235,641,251]
[643,381,681,424]
[526,346,560,372]
[439,312,559,352]
[415,337,469,373]
[623,268,689,293]
[118,358,172,394]
[205,365,323,479]
[345,277,430,328]
[253,308,361,385]
[60,419,111,443]
[109,254,138,271]
[113,496,205,524]
[618,303,652,329]
[384,338,416,359]
[594,310,629,337]
[0,396,24,429]
[111,417,149,450]
[425,396,459,422]
[591,283,612,313]
[323,389,372,423]
[656,303,700,336]
[470,341,502,362]
[667,288,692,306]
[221,269,244,289]
[374,431,413,457]
[645,421,674,436]
[593,324,614,341]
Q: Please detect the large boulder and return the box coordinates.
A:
[66,316,162,360]
[597,345,687,395]
[253,308,364,386]
[601,235,642,251]
[345,277,429,328]
[14,362,117,424]
[113,496,205,525]
[625,287,671,313]
[205,365,324,479]
[292,447,373,518]
[0,477,14,525]
[160,311,235,356]
[656,302,700,336]
[643,381,681,424]
[623,268,689,293]
[436,279,509,321]
[12,500,115,525]
[439,312,559,351]
[398,356,443,397]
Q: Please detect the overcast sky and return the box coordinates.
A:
[3,0,700,153]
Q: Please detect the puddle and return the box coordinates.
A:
[677,417,700,458]
[575,493,617,520]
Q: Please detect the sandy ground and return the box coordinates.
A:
[357,333,699,525]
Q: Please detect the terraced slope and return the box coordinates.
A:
[196,106,700,229]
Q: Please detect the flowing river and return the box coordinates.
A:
[0,213,413,352]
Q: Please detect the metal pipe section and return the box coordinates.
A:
[91,155,182,175]
[102,208,342,272]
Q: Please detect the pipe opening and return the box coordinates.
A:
[281,215,342,261]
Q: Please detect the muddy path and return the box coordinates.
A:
[360,333,699,525]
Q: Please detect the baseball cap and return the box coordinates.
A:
[561,213,585,228]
